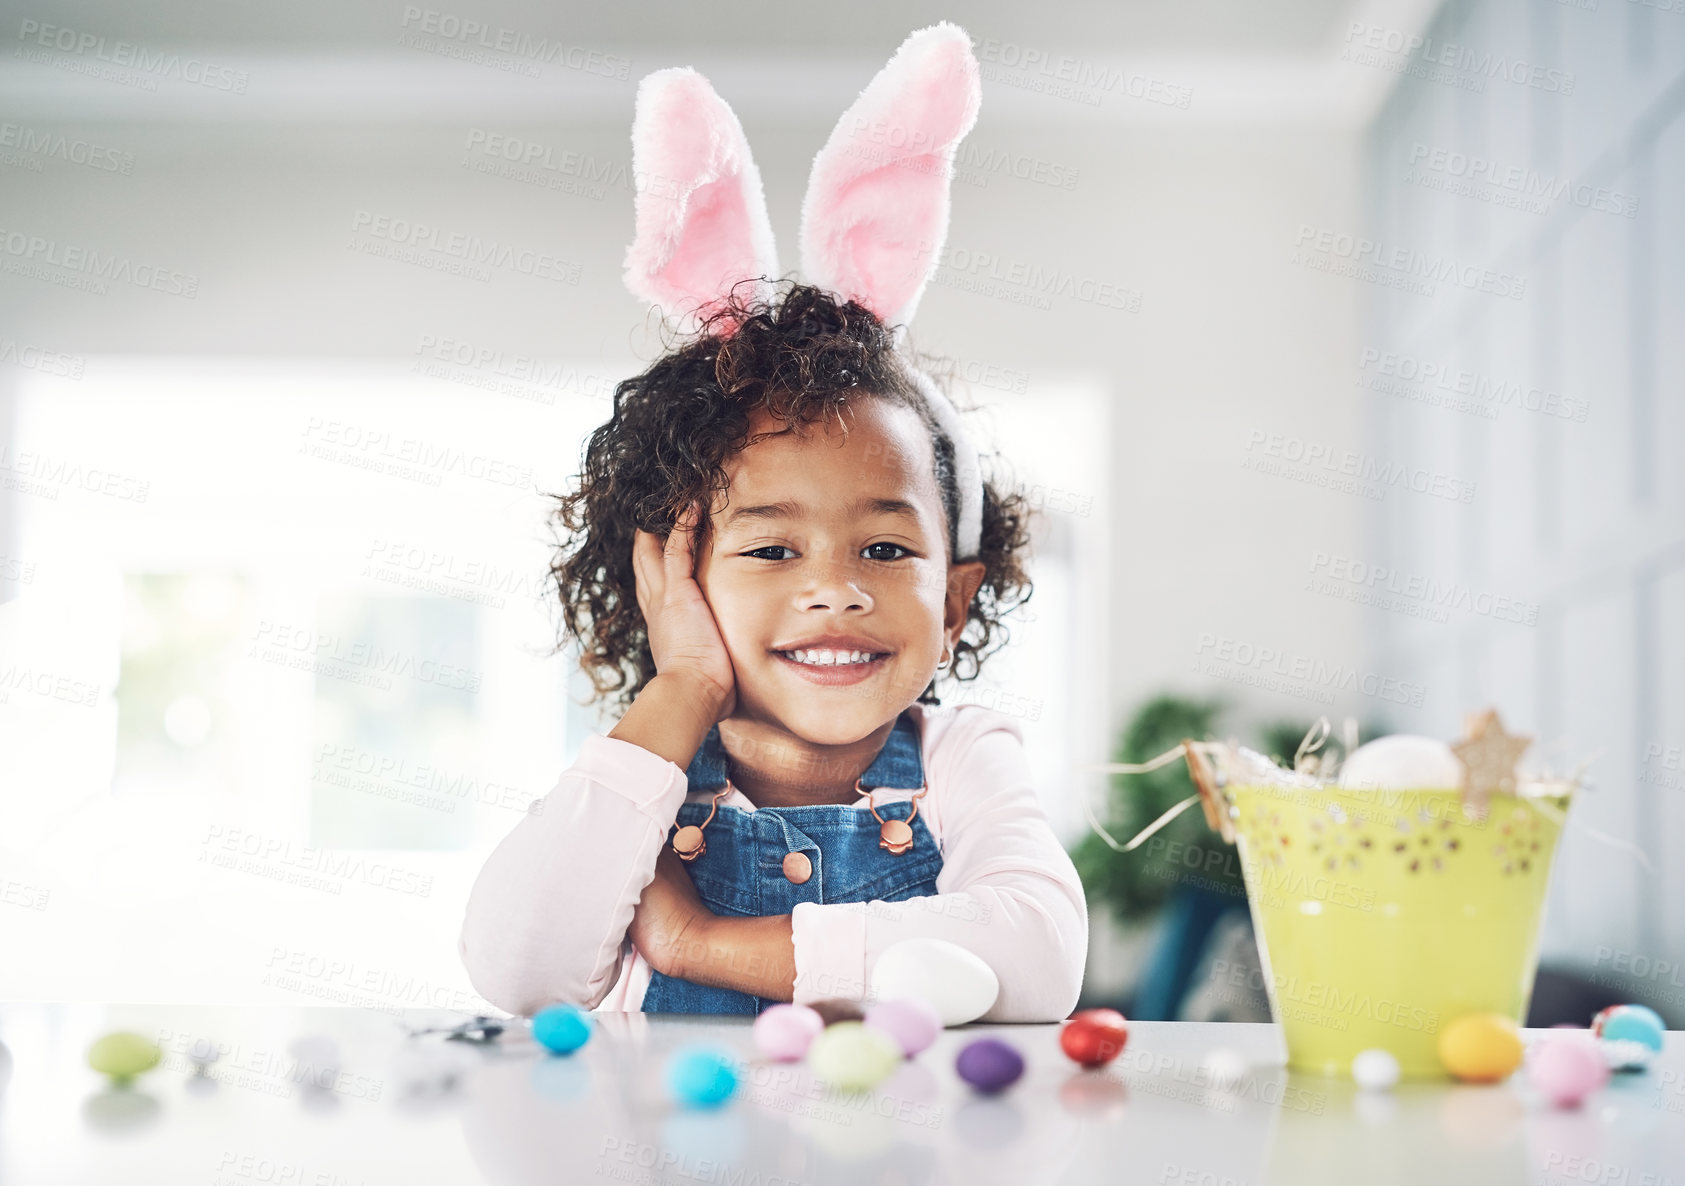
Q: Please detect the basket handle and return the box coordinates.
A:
[1079,741,1235,854]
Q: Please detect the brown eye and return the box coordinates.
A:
[864,543,910,561]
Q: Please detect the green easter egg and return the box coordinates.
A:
[88,1032,162,1081]
[806,1021,902,1090]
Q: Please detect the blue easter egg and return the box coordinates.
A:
[531,1004,592,1054]
[1594,1004,1665,1051]
[666,1047,739,1107]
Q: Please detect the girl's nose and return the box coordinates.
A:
[796,563,874,612]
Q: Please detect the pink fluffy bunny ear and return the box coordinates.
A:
[623,67,780,333]
[799,23,981,329]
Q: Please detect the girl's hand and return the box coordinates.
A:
[629,845,715,980]
[631,499,737,722]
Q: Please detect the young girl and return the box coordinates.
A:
[457,23,1088,1022]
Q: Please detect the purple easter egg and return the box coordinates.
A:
[752,1004,825,1061]
[864,997,943,1057]
[955,1037,1024,1093]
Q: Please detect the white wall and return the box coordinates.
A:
[1361,0,1685,992]
[0,68,1365,1003]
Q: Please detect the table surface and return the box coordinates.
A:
[0,1004,1679,1186]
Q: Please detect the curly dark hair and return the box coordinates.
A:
[542,279,1036,719]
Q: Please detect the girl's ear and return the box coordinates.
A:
[623,67,780,334]
[798,23,981,330]
[943,562,984,640]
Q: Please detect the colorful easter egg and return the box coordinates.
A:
[1338,735,1463,790]
[1591,1004,1665,1071]
[1437,1013,1524,1082]
[1529,1032,1609,1107]
[870,938,999,1026]
[666,1046,739,1107]
[807,1022,903,1090]
[1059,1009,1129,1068]
[1351,1049,1401,1090]
[863,997,943,1057]
[531,1004,592,1054]
[955,1037,1024,1093]
[807,997,866,1027]
[87,1032,161,1082]
[752,1004,824,1061]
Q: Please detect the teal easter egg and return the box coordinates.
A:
[666,1046,739,1107]
[531,1004,592,1054]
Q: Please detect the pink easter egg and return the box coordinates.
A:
[863,997,943,1057]
[1529,1032,1609,1107]
[752,1004,824,1062]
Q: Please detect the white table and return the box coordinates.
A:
[0,1004,1678,1185]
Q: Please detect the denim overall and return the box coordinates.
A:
[641,708,944,1015]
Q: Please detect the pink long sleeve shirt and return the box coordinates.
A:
[457,701,1089,1021]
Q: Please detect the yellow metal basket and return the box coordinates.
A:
[1223,778,1572,1077]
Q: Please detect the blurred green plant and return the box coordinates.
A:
[1072,694,1387,923]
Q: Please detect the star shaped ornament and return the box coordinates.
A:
[1450,708,1532,820]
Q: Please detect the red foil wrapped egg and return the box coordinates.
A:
[1060,1008,1130,1068]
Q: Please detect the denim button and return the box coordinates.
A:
[781,851,812,884]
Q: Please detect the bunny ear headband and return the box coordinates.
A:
[621,21,985,563]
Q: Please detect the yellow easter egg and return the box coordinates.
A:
[806,1022,902,1091]
[1437,1013,1523,1082]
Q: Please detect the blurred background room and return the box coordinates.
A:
[1,0,1681,1027]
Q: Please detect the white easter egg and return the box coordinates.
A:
[869,938,999,1026]
[1351,1048,1401,1090]
[1338,735,1462,791]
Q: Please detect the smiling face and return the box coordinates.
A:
[696,396,986,749]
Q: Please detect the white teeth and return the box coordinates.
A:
[782,649,879,667]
